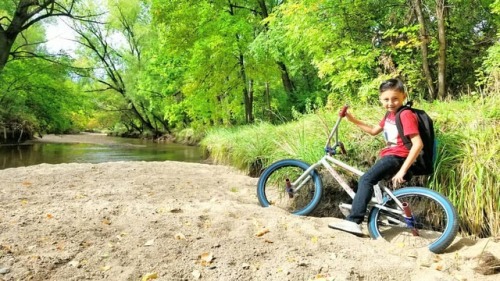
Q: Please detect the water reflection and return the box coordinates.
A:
[0,136,206,170]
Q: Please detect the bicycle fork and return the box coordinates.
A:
[285,178,294,198]
[378,185,420,236]
[402,202,420,236]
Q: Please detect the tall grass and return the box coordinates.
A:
[429,94,499,237]
[201,95,499,237]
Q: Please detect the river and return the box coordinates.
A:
[0,133,207,170]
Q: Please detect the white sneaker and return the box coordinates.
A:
[328,220,364,236]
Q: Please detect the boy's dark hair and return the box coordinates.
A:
[379,78,405,93]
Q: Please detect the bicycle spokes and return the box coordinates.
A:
[368,188,457,253]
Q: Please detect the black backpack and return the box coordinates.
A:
[393,102,436,175]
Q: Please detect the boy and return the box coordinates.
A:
[329,78,423,235]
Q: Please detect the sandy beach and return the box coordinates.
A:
[0,160,499,281]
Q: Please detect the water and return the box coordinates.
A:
[0,134,207,170]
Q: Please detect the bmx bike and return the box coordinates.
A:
[256,106,458,253]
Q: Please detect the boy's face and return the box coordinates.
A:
[379,89,406,113]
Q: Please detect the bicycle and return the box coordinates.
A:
[256,106,458,254]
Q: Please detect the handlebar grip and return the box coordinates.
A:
[339,105,349,117]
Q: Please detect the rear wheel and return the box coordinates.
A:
[367,187,458,253]
[256,159,323,215]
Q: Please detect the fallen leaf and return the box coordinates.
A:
[170,208,183,213]
[174,233,186,240]
[100,265,111,271]
[22,181,32,187]
[199,252,214,266]
[255,228,270,237]
[46,214,53,219]
[141,272,158,281]
[192,270,201,279]
[74,193,87,199]
[200,252,213,261]
[0,268,10,274]
[311,236,318,243]
[311,274,331,281]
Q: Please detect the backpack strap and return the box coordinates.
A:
[394,104,413,150]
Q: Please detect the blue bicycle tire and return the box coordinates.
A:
[367,187,458,254]
[256,159,323,216]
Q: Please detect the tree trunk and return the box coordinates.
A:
[229,3,254,124]
[238,52,254,124]
[0,0,30,72]
[265,82,271,121]
[436,0,447,99]
[247,79,254,123]
[257,0,295,95]
[413,0,435,100]
[277,61,295,94]
[0,31,15,72]
[0,0,76,72]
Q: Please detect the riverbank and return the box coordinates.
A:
[27,133,134,145]
[0,161,499,280]
[0,133,207,170]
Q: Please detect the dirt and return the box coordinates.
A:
[0,159,499,281]
[2,132,500,281]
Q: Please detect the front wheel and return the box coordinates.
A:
[256,159,323,215]
[367,187,458,254]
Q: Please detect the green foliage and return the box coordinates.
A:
[0,59,89,134]
[477,0,500,93]
[3,0,500,137]
[39,0,499,134]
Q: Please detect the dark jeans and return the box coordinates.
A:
[347,155,405,224]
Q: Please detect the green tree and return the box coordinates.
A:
[0,56,87,140]
[71,0,168,136]
[150,0,260,127]
[0,0,97,72]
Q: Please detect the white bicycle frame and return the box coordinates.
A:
[289,108,406,218]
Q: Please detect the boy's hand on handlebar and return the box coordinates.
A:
[340,110,354,122]
[339,105,349,117]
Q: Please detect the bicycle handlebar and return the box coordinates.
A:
[325,105,349,155]
[339,105,349,117]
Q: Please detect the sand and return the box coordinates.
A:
[0,160,499,281]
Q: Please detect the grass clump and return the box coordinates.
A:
[430,94,499,237]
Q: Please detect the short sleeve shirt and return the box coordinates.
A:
[379,110,419,158]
